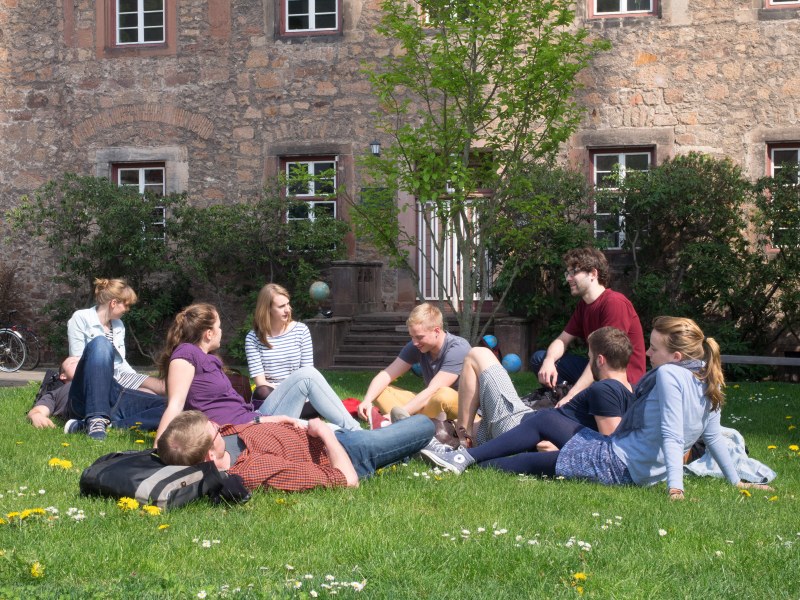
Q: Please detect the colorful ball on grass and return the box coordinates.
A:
[482,334,498,349]
[411,363,423,377]
[502,353,522,373]
[309,281,331,302]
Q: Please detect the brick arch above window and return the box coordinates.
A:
[72,105,215,145]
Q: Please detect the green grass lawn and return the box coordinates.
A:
[1,373,798,598]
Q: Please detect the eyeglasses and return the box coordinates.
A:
[564,268,585,279]
[210,422,221,443]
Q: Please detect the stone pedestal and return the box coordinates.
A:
[305,316,352,369]
[495,316,532,372]
[326,261,383,317]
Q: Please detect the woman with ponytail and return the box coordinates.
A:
[154,303,360,443]
[426,316,774,499]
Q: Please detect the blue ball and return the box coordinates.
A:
[482,334,498,349]
[309,281,331,302]
[501,353,522,373]
[411,363,422,377]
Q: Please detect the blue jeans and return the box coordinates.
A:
[68,337,166,430]
[335,415,435,479]
[258,366,361,431]
[529,350,588,385]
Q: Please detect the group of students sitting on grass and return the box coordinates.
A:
[28,248,775,501]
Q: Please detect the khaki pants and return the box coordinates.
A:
[373,385,459,420]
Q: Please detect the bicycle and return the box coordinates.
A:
[1,310,41,370]
[0,327,26,372]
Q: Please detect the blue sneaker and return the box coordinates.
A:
[87,417,110,441]
[64,419,85,434]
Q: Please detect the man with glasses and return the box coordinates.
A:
[157,410,435,492]
[530,247,645,405]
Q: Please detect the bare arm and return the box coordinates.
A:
[138,376,166,396]
[154,358,194,444]
[357,358,411,419]
[538,331,577,388]
[307,418,358,487]
[27,405,56,429]
[594,415,622,436]
[403,369,459,414]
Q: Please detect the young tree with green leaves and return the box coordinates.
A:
[352,0,609,342]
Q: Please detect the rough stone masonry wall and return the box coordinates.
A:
[0,0,408,321]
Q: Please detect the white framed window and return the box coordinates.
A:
[284,159,338,221]
[767,144,800,247]
[592,0,654,16]
[116,0,165,45]
[114,163,166,240]
[592,150,652,249]
[766,0,800,6]
[282,0,341,34]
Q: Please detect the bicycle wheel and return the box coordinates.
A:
[21,329,41,370]
[0,329,27,372]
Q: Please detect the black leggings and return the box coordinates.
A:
[469,409,584,476]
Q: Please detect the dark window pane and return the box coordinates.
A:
[626,153,650,171]
[596,0,620,12]
[595,155,619,171]
[288,0,309,16]
[143,27,164,42]
[313,202,336,218]
[144,0,164,10]
[627,0,651,10]
[289,204,310,219]
[144,12,164,26]
[144,169,164,184]
[119,14,138,28]
[119,0,138,13]
[315,14,336,28]
[316,0,336,13]
[288,15,309,29]
[119,170,140,186]
[774,150,799,167]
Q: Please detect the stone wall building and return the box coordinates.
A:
[1,0,799,322]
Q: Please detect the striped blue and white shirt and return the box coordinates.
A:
[244,322,313,386]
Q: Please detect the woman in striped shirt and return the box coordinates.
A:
[244,284,349,422]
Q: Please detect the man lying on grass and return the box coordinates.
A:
[157,410,434,491]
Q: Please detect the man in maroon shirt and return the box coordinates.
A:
[157,410,434,492]
[531,247,646,405]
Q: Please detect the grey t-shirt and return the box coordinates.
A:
[398,332,471,390]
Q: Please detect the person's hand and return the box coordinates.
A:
[555,394,573,408]
[357,399,373,421]
[537,359,558,389]
[737,481,775,492]
[536,440,558,452]
[29,414,56,429]
[306,418,333,439]
[668,488,685,501]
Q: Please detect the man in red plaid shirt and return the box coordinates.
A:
[157,410,435,492]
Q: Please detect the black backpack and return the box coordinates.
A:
[79,449,250,510]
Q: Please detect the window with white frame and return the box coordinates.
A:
[766,0,800,6]
[114,163,166,240]
[116,0,165,45]
[592,0,654,16]
[767,144,800,246]
[592,150,652,249]
[282,0,341,35]
[285,159,337,221]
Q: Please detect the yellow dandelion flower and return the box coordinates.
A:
[30,561,44,578]
[117,497,140,511]
[768,496,778,501]
[31,508,45,515]
[15,441,23,445]
[740,489,751,497]
[158,524,170,530]
[787,416,793,419]
[789,425,797,431]
[48,457,73,470]
[6,512,20,519]
[768,445,777,450]
[129,425,138,430]
[576,586,584,595]
[732,384,739,388]
[275,498,286,505]
[135,440,145,444]
[20,509,33,520]
[142,505,162,516]
[789,445,799,452]
[61,442,70,447]
[573,572,588,582]
[0,518,7,525]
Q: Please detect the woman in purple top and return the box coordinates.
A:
[154,303,359,443]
